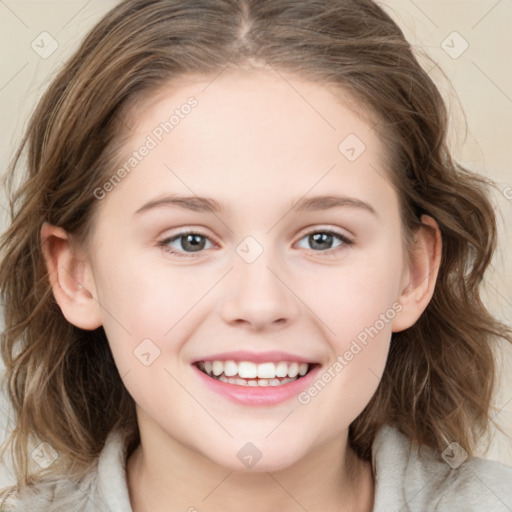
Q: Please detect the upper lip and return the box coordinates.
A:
[192,350,319,365]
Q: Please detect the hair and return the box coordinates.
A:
[1,0,511,497]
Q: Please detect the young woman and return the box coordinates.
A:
[1,1,511,510]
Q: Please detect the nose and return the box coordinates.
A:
[219,249,299,332]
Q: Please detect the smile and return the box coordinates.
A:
[194,360,313,387]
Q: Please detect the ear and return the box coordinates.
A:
[40,222,102,330]
[392,215,442,332]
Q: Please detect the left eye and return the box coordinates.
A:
[296,229,352,253]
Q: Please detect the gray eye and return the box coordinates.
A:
[165,233,213,253]
[296,231,346,251]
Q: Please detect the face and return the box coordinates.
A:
[75,68,413,471]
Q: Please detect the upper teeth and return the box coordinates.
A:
[199,360,309,379]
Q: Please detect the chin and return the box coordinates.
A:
[202,440,307,474]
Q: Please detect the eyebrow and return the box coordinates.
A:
[134,194,377,216]
[135,195,223,215]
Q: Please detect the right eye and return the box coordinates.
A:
[159,230,215,258]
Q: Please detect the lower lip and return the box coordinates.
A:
[192,364,322,406]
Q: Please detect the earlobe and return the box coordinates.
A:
[40,222,102,330]
[392,215,442,332]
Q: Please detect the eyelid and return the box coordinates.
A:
[159,226,218,244]
[296,225,353,241]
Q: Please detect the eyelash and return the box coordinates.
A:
[158,228,353,259]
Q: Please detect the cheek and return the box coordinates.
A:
[297,287,396,426]
[90,252,196,370]
[302,243,404,346]
[295,242,403,407]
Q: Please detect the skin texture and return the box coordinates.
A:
[41,67,442,512]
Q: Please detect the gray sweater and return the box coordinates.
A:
[1,424,511,511]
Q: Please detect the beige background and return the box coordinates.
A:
[0,0,511,486]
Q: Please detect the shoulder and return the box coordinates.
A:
[371,424,512,511]
[0,471,103,512]
[0,487,17,511]
[0,429,129,512]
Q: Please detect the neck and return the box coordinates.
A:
[127,413,374,512]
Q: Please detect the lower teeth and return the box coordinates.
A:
[211,374,299,387]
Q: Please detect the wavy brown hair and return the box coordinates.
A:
[1,0,511,496]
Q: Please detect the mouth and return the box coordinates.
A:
[193,360,318,387]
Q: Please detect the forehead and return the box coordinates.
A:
[126,67,380,153]
[101,68,397,219]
